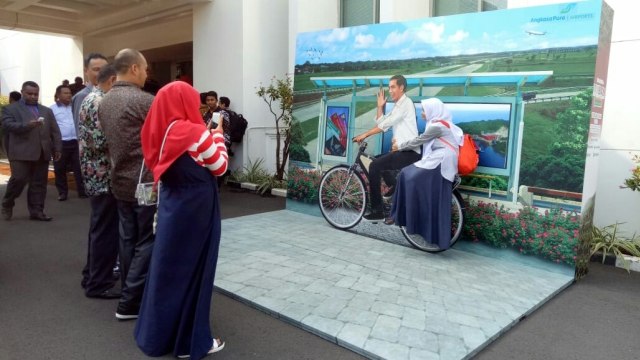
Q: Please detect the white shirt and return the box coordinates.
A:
[375,94,419,153]
[50,102,76,141]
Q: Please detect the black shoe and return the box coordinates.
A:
[115,303,139,320]
[363,210,384,221]
[1,206,12,220]
[58,194,67,201]
[87,288,121,299]
[30,213,52,221]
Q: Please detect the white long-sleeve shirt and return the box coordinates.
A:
[375,94,419,153]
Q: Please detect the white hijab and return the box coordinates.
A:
[415,98,464,181]
[421,98,463,146]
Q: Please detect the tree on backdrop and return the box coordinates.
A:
[520,88,592,192]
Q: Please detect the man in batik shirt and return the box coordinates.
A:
[77,64,121,299]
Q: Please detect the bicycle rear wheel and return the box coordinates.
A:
[400,190,464,252]
[318,165,366,230]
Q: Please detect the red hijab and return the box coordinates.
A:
[141,81,208,183]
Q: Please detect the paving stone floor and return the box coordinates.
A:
[216,210,574,360]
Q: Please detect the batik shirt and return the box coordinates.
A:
[78,87,111,196]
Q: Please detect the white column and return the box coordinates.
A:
[194,0,290,173]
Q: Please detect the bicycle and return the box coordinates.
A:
[317,141,465,253]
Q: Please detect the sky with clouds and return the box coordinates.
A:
[295,1,601,65]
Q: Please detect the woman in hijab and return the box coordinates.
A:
[389,98,463,250]
[135,81,228,359]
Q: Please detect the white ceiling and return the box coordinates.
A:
[0,0,209,37]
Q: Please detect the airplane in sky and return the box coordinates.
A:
[525,30,547,36]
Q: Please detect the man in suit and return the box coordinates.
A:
[1,81,62,221]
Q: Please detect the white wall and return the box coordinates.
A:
[194,0,289,173]
[379,0,433,23]
[591,0,640,236]
[0,29,82,106]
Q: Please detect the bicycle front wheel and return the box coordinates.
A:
[318,165,366,230]
[400,190,464,253]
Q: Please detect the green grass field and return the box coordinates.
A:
[436,86,507,97]
[294,64,440,92]
[299,116,319,143]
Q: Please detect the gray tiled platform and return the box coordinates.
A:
[216,210,574,360]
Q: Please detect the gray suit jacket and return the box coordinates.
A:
[1,100,62,161]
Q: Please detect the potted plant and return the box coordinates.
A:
[590,223,640,272]
[621,154,640,192]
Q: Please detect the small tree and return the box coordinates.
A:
[256,75,293,181]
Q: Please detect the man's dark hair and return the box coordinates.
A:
[9,91,21,102]
[113,48,144,75]
[55,84,71,96]
[390,75,407,92]
[97,64,117,84]
[219,96,230,107]
[84,53,107,68]
[205,91,218,100]
[22,81,39,90]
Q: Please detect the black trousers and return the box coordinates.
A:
[2,158,49,216]
[369,150,421,213]
[53,139,86,197]
[82,193,120,296]
[116,200,155,310]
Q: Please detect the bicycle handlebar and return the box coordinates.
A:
[358,141,368,153]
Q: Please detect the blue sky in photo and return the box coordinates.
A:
[296,1,600,65]
[447,103,512,124]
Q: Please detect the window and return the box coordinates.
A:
[341,0,379,27]
[433,0,506,17]
[482,0,507,12]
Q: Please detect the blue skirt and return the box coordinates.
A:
[134,153,221,359]
[391,164,453,250]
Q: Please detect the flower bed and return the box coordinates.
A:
[287,167,322,203]
[463,201,580,266]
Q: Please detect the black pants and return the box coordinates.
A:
[2,158,49,216]
[116,200,155,310]
[53,139,86,197]
[369,150,421,213]
[82,193,120,296]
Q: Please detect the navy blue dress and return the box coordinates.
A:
[134,153,221,359]
[391,164,453,250]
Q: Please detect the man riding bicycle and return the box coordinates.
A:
[352,75,420,221]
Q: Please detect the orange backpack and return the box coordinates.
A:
[435,121,479,176]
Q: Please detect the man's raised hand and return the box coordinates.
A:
[377,88,387,108]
